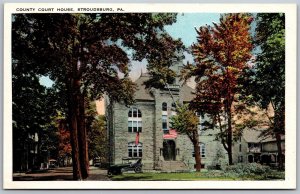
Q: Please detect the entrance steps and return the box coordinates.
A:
[159,161,190,172]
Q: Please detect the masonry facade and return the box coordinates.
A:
[105,61,285,171]
[106,61,228,171]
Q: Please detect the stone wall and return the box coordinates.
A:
[232,136,248,164]
[113,101,156,169]
[109,88,230,170]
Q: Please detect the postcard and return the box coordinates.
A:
[3,3,297,189]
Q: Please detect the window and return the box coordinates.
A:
[128,108,142,132]
[196,112,204,135]
[128,107,142,118]
[248,155,254,163]
[239,144,242,152]
[162,115,168,133]
[162,102,167,111]
[238,156,243,163]
[170,102,177,116]
[192,143,206,158]
[200,143,206,158]
[128,142,142,158]
[171,102,176,110]
[128,121,142,132]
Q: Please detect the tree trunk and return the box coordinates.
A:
[227,110,233,165]
[275,132,284,170]
[192,131,201,172]
[68,79,88,180]
[69,108,82,180]
[78,94,89,179]
[225,66,233,165]
[193,143,201,172]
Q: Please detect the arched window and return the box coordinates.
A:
[128,142,143,158]
[171,102,176,110]
[128,108,142,132]
[128,107,141,118]
[162,102,167,111]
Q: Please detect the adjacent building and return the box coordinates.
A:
[233,128,285,167]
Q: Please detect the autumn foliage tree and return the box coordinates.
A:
[12,13,184,179]
[182,13,253,165]
[57,119,72,166]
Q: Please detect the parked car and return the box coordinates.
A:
[48,159,57,168]
[94,158,101,167]
[107,159,142,175]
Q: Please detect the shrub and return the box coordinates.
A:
[223,163,271,178]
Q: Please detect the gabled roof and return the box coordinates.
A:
[133,73,154,101]
[242,129,262,143]
[242,128,285,143]
[181,84,195,102]
[133,73,195,102]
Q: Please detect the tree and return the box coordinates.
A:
[182,13,253,165]
[84,100,108,164]
[12,66,55,171]
[88,115,108,164]
[12,13,184,179]
[57,117,72,167]
[169,103,201,171]
[242,13,285,170]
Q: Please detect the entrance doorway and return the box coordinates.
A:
[163,140,176,161]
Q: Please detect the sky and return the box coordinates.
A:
[128,13,221,87]
[39,13,221,88]
[127,13,221,82]
[165,13,221,47]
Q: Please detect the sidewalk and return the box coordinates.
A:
[13,166,110,181]
[85,166,111,181]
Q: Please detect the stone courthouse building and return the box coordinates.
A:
[105,61,228,171]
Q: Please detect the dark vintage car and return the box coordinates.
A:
[107,159,142,175]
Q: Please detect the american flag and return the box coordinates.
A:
[135,132,140,145]
[163,129,178,139]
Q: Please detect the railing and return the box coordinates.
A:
[164,84,180,89]
[248,147,261,153]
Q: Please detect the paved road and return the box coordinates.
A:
[13,166,110,181]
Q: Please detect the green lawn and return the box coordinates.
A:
[110,170,285,181]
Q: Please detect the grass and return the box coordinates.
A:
[110,170,285,181]
[111,171,236,181]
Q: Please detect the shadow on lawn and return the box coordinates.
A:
[13,175,74,181]
[111,175,154,181]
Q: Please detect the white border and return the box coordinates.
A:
[3,3,297,189]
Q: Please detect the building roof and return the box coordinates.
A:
[242,128,285,143]
[133,73,155,100]
[242,129,262,143]
[260,134,285,143]
[180,84,195,102]
[133,73,195,101]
